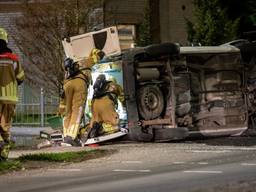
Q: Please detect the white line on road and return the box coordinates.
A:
[173,162,209,165]
[241,163,256,166]
[121,161,143,164]
[198,162,209,165]
[184,170,222,174]
[113,169,151,173]
[173,162,185,164]
[225,147,256,151]
[191,147,256,153]
[192,150,231,153]
[47,169,81,172]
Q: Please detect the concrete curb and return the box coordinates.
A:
[10,127,53,147]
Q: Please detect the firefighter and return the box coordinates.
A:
[0,27,25,160]
[59,49,104,146]
[89,74,124,137]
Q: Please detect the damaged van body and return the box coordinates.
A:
[123,44,247,141]
[62,26,249,142]
[227,41,256,130]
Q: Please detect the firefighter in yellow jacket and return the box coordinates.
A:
[59,49,104,146]
[89,74,124,137]
[0,27,25,160]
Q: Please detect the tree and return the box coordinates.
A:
[219,0,256,39]
[13,0,102,95]
[186,0,239,45]
[136,0,152,47]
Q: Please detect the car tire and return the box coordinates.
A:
[137,85,164,120]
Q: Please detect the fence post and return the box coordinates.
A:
[40,87,44,127]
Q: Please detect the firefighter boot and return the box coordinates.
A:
[77,124,90,143]
[88,122,104,138]
[63,136,82,147]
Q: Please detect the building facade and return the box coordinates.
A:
[103,0,194,45]
[159,0,194,45]
[0,0,194,51]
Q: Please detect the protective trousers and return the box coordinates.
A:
[0,103,15,160]
[90,96,119,134]
[63,77,87,139]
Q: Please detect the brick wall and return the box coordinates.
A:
[104,0,194,45]
[160,0,194,45]
[104,0,147,26]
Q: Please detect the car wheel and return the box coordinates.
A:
[137,85,164,120]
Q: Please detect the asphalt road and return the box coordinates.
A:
[1,137,256,192]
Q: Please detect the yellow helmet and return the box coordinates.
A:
[0,27,8,43]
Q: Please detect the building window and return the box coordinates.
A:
[117,25,136,50]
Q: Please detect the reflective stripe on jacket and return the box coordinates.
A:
[0,52,25,103]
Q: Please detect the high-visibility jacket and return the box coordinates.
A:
[59,57,94,114]
[90,81,124,130]
[0,52,25,104]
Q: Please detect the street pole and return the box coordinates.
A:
[40,87,44,127]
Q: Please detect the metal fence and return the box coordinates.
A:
[13,88,59,127]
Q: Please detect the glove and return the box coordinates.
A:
[90,48,105,64]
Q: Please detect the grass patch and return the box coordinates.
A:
[0,149,115,174]
[0,160,22,173]
[19,149,113,162]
